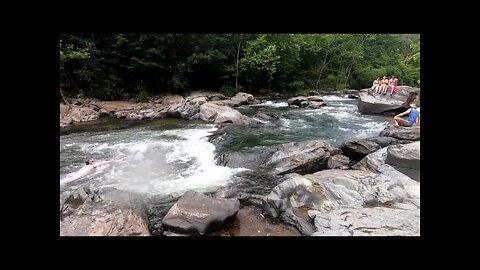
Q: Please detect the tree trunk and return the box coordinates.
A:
[315,51,331,90]
[235,37,242,91]
[154,70,159,96]
[89,81,93,96]
[170,34,178,89]
[346,64,353,86]
[235,75,239,91]
[315,59,327,90]
[91,33,96,61]
[89,33,96,96]
[60,88,70,105]
[315,38,336,90]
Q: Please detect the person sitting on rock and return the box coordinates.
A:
[388,76,396,96]
[393,76,399,93]
[393,103,420,127]
[371,77,381,93]
[381,76,389,95]
[415,107,420,125]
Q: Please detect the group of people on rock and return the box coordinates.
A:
[371,76,399,96]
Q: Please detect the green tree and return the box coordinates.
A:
[240,35,281,91]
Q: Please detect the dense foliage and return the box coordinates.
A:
[60,34,420,100]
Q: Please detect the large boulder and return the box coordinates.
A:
[159,94,185,105]
[385,141,420,181]
[228,92,255,107]
[162,190,240,235]
[146,93,211,120]
[306,96,324,102]
[261,174,318,235]
[327,155,350,169]
[60,104,100,127]
[309,207,420,236]
[287,96,326,108]
[358,86,419,114]
[144,110,166,119]
[352,147,388,172]
[341,140,381,160]
[261,168,416,235]
[351,149,420,207]
[376,164,420,208]
[302,169,409,211]
[358,92,404,114]
[199,102,258,125]
[60,188,150,236]
[287,96,308,107]
[380,125,420,141]
[261,140,341,175]
[161,98,203,119]
[341,136,407,160]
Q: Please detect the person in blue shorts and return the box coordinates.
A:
[393,103,420,127]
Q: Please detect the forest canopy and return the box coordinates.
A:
[60,34,420,100]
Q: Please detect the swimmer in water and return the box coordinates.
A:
[61,158,111,184]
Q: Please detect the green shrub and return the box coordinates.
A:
[288,81,305,92]
[136,91,150,103]
[219,85,237,97]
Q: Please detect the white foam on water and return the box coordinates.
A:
[353,121,389,139]
[251,101,289,107]
[327,111,355,120]
[61,124,247,197]
[280,118,292,128]
[251,117,270,124]
[321,95,352,102]
[338,127,354,132]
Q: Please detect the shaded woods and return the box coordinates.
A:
[60,34,420,100]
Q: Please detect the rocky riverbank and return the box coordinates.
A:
[60,87,420,236]
[60,89,366,129]
[60,123,420,236]
[60,91,262,128]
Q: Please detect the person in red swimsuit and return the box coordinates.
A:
[388,76,396,96]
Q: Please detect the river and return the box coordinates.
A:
[60,95,390,234]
